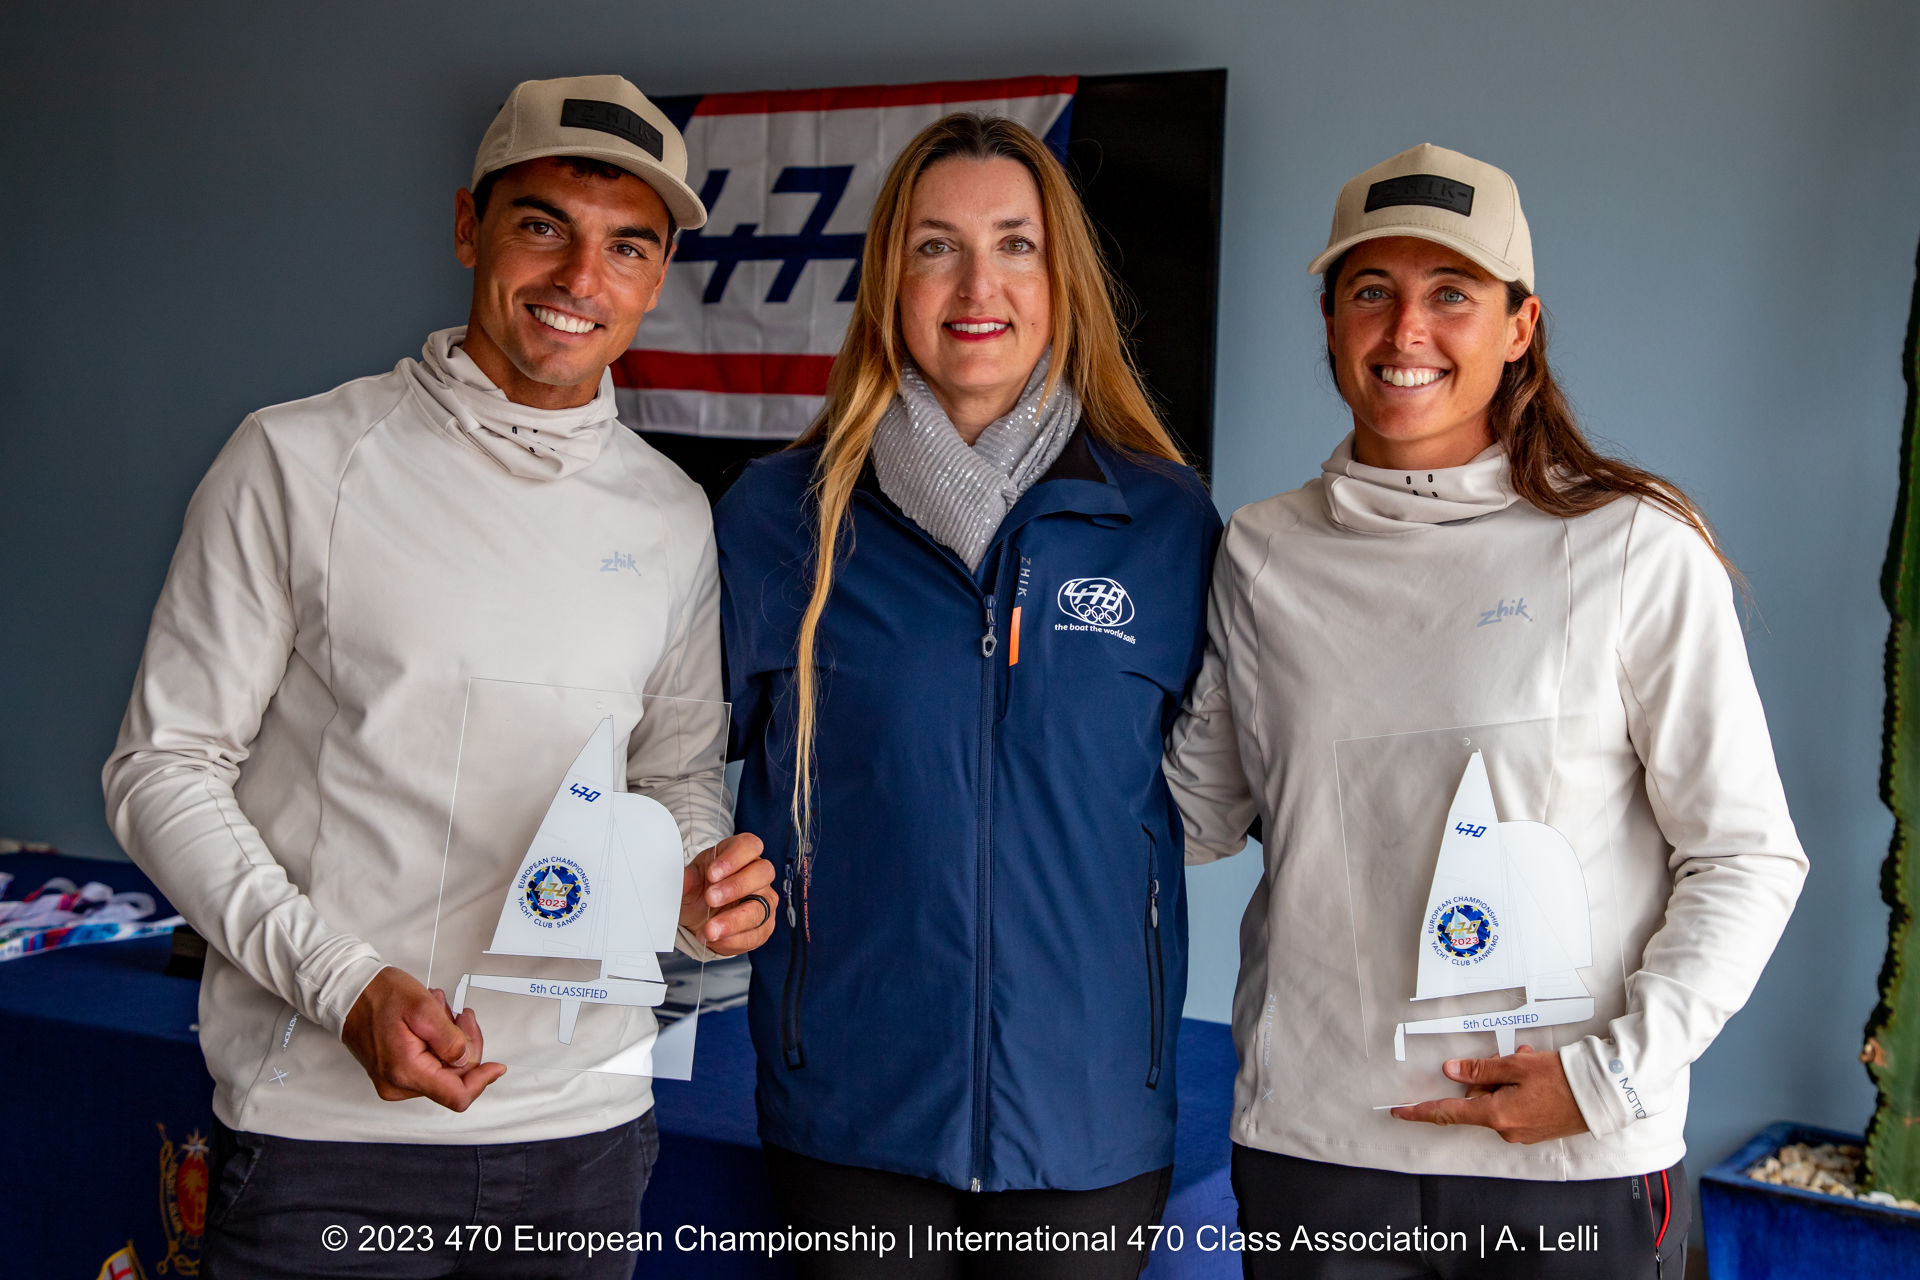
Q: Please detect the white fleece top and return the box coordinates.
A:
[1165,437,1806,1180]
[104,329,729,1144]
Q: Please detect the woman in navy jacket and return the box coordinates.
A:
[715,114,1221,1278]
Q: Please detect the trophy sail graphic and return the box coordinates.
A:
[1394,751,1595,1060]
[452,717,684,1045]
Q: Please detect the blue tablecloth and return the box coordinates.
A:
[0,853,211,1276]
[0,852,1240,1278]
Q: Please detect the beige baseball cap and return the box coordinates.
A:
[471,74,708,231]
[1308,143,1533,293]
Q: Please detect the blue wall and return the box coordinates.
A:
[3,0,1915,1180]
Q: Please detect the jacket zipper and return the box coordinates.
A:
[970,580,1000,1191]
[834,490,1024,1188]
[1144,828,1166,1090]
[779,856,807,1069]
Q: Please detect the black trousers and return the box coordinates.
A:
[1230,1144,1688,1280]
[201,1112,659,1279]
[763,1143,1174,1280]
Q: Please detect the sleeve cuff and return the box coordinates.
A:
[1560,1036,1655,1138]
[303,947,388,1037]
[1184,832,1250,866]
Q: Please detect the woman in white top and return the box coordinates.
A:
[1165,144,1807,1279]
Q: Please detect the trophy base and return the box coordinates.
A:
[452,971,668,1044]
[1394,995,1596,1060]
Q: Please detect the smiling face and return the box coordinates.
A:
[1326,236,1540,470]
[897,156,1053,442]
[454,157,674,409]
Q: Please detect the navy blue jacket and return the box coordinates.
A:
[715,428,1221,1191]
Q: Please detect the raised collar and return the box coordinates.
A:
[405,326,617,481]
[1320,433,1519,534]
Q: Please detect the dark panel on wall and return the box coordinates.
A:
[1067,68,1226,478]
[643,431,771,503]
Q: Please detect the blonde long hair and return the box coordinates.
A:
[786,112,1183,848]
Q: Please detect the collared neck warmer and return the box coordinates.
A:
[406,327,617,480]
[870,350,1082,571]
[1320,433,1520,533]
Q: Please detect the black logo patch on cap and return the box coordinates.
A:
[1364,174,1474,217]
[560,98,664,160]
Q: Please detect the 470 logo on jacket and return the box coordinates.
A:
[1055,577,1138,645]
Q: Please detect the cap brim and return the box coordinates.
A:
[476,146,709,231]
[1307,226,1529,293]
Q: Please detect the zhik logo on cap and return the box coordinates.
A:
[1365,173,1474,217]
[560,98,664,160]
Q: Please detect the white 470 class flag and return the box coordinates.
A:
[616,77,1077,443]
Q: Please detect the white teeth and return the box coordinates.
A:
[947,321,1008,334]
[532,306,597,334]
[1378,367,1443,388]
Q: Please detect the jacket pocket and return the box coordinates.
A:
[780,857,808,1069]
[1143,827,1166,1090]
[206,1124,270,1232]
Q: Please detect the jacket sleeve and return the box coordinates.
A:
[1560,502,1808,1136]
[101,417,386,1035]
[628,502,734,963]
[714,479,779,770]
[1164,517,1260,866]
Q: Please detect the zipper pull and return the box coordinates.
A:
[981,598,998,657]
[783,862,797,928]
[1150,878,1160,928]
[970,1177,983,1193]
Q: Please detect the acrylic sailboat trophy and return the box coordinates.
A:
[1394,751,1595,1060]
[451,716,684,1046]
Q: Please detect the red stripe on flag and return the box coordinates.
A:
[612,350,836,396]
[692,76,1078,117]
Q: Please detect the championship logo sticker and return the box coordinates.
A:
[516,858,591,929]
[155,1123,207,1275]
[1427,896,1500,964]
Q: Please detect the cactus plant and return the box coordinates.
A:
[1867,241,1920,1201]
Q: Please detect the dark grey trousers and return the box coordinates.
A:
[1230,1143,1689,1280]
[763,1143,1173,1280]
[203,1111,659,1279]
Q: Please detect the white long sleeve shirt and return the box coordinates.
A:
[1165,437,1806,1180]
[103,330,729,1144]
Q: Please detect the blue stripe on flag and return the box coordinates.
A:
[1043,98,1075,161]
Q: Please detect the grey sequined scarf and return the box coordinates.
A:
[870,351,1082,571]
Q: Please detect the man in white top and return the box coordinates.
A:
[103,75,777,1279]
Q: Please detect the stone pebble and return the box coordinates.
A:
[1745,1141,1920,1212]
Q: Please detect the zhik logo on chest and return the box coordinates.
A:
[601,552,642,579]
[1477,597,1532,627]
